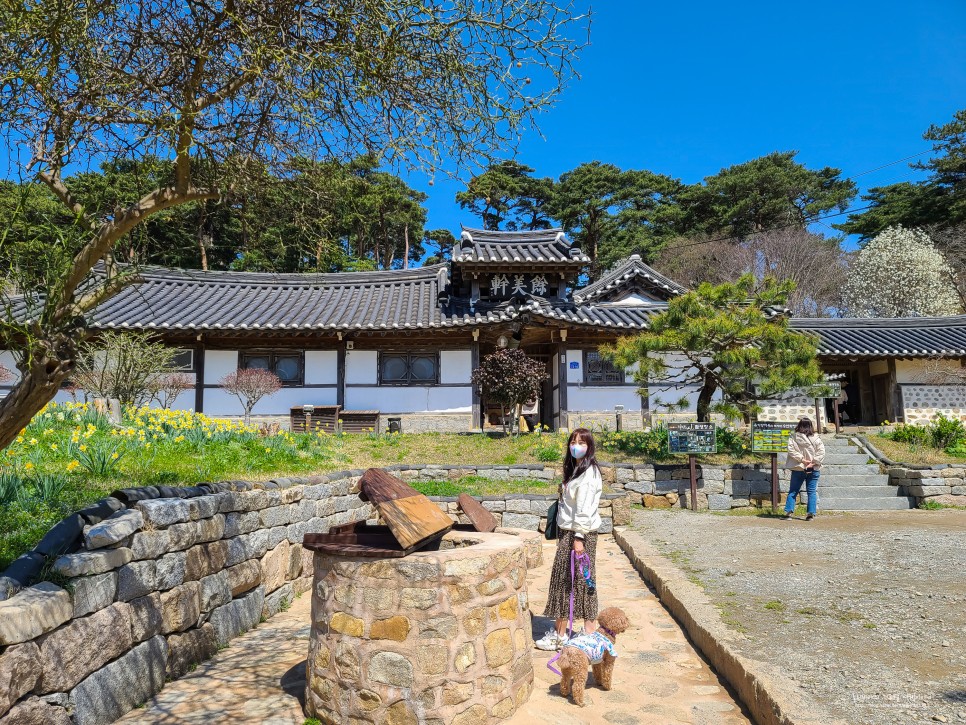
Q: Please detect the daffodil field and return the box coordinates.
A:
[0,402,761,568]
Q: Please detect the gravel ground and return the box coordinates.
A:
[629,508,966,725]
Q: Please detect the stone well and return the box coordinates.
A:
[305,529,537,724]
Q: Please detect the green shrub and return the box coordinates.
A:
[930,415,966,451]
[715,427,749,458]
[597,427,670,460]
[887,423,930,446]
[0,471,22,505]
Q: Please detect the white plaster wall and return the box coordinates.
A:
[345,350,378,385]
[568,386,642,412]
[896,358,962,384]
[345,386,471,413]
[0,350,19,381]
[204,387,337,416]
[440,350,472,384]
[869,360,889,376]
[204,350,239,384]
[305,350,337,385]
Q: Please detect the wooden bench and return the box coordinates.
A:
[338,410,381,433]
[290,405,341,433]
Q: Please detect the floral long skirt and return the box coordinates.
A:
[542,529,599,621]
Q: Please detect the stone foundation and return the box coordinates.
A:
[306,530,536,724]
[566,411,646,431]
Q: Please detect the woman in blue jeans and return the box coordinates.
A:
[783,417,826,520]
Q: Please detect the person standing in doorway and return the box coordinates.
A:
[783,417,826,521]
[535,428,602,651]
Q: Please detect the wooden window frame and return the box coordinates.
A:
[170,348,195,372]
[378,351,440,386]
[582,349,626,386]
[239,350,305,387]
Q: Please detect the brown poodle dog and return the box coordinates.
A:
[556,606,629,706]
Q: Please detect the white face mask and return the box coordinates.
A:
[570,443,588,460]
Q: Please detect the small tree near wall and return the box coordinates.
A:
[472,348,548,434]
[73,331,177,406]
[607,274,825,422]
[220,368,282,425]
[147,373,194,409]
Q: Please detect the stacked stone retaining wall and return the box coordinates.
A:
[886,465,966,505]
[0,464,629,725]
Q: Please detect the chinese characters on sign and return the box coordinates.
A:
[751,421,798,453]
[667,422,717,454]
[489,274,550,298]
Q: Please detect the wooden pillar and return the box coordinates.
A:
[471,338,481,430]
[336,341,346,409]
[888,359,902,423]
[557,342,568,430]
[194,342,205,413]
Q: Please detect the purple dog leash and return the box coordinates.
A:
[547,549,591,676]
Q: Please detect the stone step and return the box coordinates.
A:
[822,453,873,464]
[815,464,883,475]
[815,475,892,487]
[818,497,916,511]
[813,486,906,498]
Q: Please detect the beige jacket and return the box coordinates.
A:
[785,433,826,470]
[556,465,603,536]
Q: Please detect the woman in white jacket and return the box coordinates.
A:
[783,417,826,521]
[535,428,603,651]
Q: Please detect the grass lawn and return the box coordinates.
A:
[868,435,966,466]
[0,401,763,570]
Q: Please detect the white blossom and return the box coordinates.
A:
[842,225,962,318]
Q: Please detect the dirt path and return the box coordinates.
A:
[121,536,749,725]
[629,508,966,725]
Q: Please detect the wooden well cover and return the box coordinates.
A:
[359,468,453,553]
[457,493,498,533]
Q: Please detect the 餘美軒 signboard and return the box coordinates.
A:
[667,422,717,455]
[751,421,799,453]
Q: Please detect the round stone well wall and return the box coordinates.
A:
[306,529,536,724]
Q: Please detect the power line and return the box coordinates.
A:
[851,150,932,178]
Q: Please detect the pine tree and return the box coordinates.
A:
[607,275,824,422]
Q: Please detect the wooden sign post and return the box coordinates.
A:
[751,421,798,513]
[668,422,716,511]
[770,453,779,511]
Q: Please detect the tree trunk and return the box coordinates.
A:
[403,225,409,270]
[197,204,209,271]
[0,343,77,450]
[696,378,718,423]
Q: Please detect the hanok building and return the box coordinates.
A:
[4,227,966,430]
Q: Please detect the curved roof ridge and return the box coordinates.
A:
[574,254,687,303]
[131,262,448,286]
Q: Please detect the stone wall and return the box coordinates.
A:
[566,411,647,432]
[390,413,474,433]
[602,462,795,511]
[887,465,966,505]
[758,395,828,429]
[900,385,966,424]
[0,465,627,725]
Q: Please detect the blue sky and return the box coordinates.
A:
[402,0,966,246]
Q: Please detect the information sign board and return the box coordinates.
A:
[751,421,798,453]
[667,422,717,455]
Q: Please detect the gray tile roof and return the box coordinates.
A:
[574,255,688,304]
[80,264,659,333]
[790,316,966,357]
[453,227,590,265]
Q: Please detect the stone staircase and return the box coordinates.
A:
[813,436,915,510]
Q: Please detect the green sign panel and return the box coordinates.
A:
[668,422,717,454]
[751,421,798,453]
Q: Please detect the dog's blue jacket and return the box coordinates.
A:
[563,631,617,665]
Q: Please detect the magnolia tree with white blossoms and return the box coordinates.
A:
[842,226,962,317]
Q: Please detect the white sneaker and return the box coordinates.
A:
[534,629,565,651]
